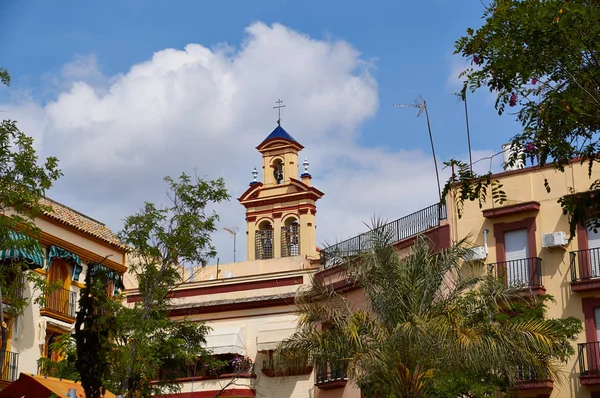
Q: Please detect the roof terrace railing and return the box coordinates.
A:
[321,203,446,268]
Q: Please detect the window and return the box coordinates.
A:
[281,218,300,257]
[255,221,274,260]
[589,225,600,276]
[504,229,529,287]
[45,259,74,317]
[272,159,284,184]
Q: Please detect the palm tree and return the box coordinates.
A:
[278,222,579,398]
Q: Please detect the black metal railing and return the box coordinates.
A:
[1,351,19,381]
[570,248,600,282]
[43,287,77,318]
[321,203,446,268]
[315,361,348,385]
[578,342,600,375]
[488,257,543,288]
[516,366,550,381]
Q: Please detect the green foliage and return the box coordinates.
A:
[0,67,9,86]
[111,173,229,397]
[449,0,600,235]
[280,225,581,397]
[38,334,79,381]
[0,66,62,374]
[75,264,119,398]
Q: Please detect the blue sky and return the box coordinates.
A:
[0,0,519,263]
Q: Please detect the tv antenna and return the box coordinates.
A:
[393,95,442,202]
[223,227,239,262]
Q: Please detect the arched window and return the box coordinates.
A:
[281,218,300,257]
[255,221,274,260]
[272,159,284,185]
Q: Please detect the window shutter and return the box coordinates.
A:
[589,225,600,250]
[505,229,529,260]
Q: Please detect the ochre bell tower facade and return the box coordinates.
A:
[239,125,324,261]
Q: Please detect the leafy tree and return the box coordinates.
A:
[447,0,600,236]
[279,226,580,398]
[0,68,62,372]
[113,173,229,397]
[43,173,228,397]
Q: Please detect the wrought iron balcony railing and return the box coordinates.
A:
[315,361,348,387]
[570,247,600,282]
[321,203,446,268]
[43,287,77,318]
[578,342,600,376]
[488,257,543,289]
[1,351,19,381]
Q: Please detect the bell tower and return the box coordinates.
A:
[238,124,323,261]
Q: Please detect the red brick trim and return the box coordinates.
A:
[581,375,600,386]
[512,379,553,392]
[169,296,295,317]
[245,204,316,218]
[393,225,451,252]
[492,217,537,263]
[578,223,590,251]
[128,276,303,303]
[483,201,540,219]
[158,388,256,397]
[572,280,600,292]
[171,374,256,383]
[582,297,600,343]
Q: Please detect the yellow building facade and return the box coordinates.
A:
[0,198,127,389]
[446,160,600,398]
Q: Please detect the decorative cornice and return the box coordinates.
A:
[482,201,541,219]
[40,231,126,273]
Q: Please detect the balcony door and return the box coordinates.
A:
[589,226,600,277]
[505,229,529,287]
[47,259,70,314]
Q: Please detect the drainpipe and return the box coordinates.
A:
[483,229,489,256]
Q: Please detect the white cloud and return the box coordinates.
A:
[3,22,473,264]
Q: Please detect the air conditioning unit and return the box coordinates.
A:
[464,246,487,261]
[542,232,567,248]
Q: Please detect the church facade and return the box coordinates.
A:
[147,123,328,398]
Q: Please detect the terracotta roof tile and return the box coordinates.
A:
[40,197,126,249]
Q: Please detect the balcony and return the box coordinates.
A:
[1,351,19,383]
[40,287,77,322]
[315,362,348,390]
[321,203,447,268]
[570,248,600,292]
[578,342,600,385]
[513,367,553,393]
[488,257,545,295]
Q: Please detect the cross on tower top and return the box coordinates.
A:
[273,99,286,125]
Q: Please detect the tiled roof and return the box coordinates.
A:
[260,125,297,144]
[40,197,126,249]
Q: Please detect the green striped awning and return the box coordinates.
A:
[89,263,125,295]
[0,231,44,270]
[47,245,83,281]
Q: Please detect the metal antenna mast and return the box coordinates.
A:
[223,227,239,262]
[393,95,442,202]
